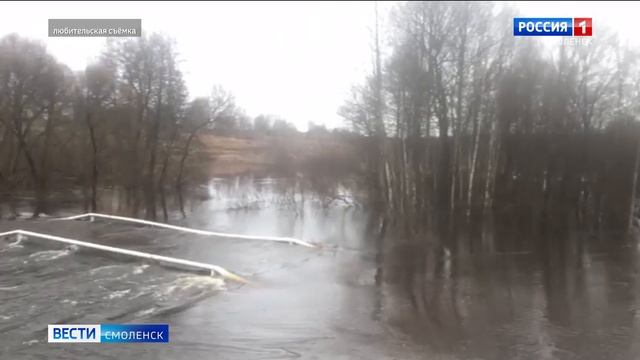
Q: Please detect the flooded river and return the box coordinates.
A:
[1,175,640,359]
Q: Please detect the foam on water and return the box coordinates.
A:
[28,248,74,262]
[108,289,131,300]
[0,285,20,291]
[132,264,149,275]
[134,307,157,318]
[6,237,24,249]
[171,275,226,291]
[89,264,124,275]
[154,275,226,301]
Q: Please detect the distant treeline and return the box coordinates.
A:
[340,2,640,234]
[0,33,337,219]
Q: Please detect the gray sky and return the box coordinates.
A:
[1,1,639,130]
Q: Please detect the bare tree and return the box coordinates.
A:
[176,86,233,193]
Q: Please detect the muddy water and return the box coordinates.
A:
[1,176,640,359]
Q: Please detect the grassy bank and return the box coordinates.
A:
[195,131,360,177]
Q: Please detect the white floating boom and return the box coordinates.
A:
[0,229,249,283]
[59,213,316,248]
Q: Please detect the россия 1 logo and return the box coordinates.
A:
[514,18,592,36]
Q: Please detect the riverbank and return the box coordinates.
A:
[195,132,360,176]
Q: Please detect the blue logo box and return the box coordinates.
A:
[48,324,169,343]
[101,324,169,343]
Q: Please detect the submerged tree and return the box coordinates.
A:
[0,34,72,216]
[341,1,640,238]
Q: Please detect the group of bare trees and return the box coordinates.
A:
[341,2,640,236]
[0,33,237,219]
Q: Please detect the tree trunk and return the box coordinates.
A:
[35,102,56,216]
[176,132,197,191]
[628,137,640,233]
[86,112,99,212]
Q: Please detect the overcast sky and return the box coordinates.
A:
[1,1,639,130]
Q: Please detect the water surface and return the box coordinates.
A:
[1,176,640,359]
